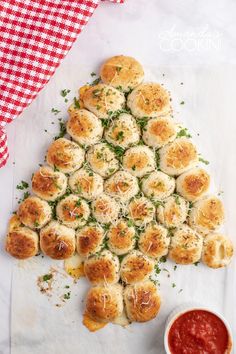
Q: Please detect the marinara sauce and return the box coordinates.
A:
[168,310,231,354]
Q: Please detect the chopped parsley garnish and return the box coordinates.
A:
[51,108,61,115]
[101,119,109,128]
[176,128,192,138]
[136,117,149,129]
[54,120,67,140]
[16,180,29,190]
[63,292,71,300]
[194,261,200,266]
[116,131,124,141]
[180,101,185,105]
[172,283,176,288]
[73,97,80,109]
[199,157,209,165]
[43,274,53,282]
[60,89,71,98]
[154,263,161,275]
[90,72,97,77]
[91,77,101,86]
[159,256,167,263]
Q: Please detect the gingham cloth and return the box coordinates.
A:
[0,0,123,168]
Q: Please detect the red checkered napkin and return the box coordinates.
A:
[0,0,123,168]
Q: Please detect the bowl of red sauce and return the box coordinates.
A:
[164,303,233,354]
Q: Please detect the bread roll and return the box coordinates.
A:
[168,225,203,265]
[32,166,67,201]
[85,284,123,323]
[46,138,85,173]
[100,55,144,92]
[84,250,120,285]
[40,221,75,260]
[202,233,234,268]
[124,281,161,322]
[127,83,171,118]
[17,196,52,229]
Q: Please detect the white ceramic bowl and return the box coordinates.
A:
[164,302,233,354]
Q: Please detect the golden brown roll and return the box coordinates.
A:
[138,222,170,259]
[128,196,155,227]
[40,221,75,260]
[17,195,52,229]
[176,167,210,201]
[159,138,198,176]
[127,82,171,118]
[87,143,119,178]
[141,171,175,200]
[56,194,90,229]
[107,219,136,255]
[104,113,140,149]
[76,224,105,258]
[85,284,123,323]
[142,116,177,148]
[82,84,125,119]
[120,250,155,284]
[5,215,39,259]
[66,109,103,146]
[104,171,139,202]
[46,138,85,173]
[32,166,67,201]
[168,225,203,265]
[124,281,161,322]
[122,145,156,178]
[202,233,234,269]
[84,250,120,285]
[188,195,225,235]
[156,195,188,228]
[100,55,144,92]
[91,194,120,224]
[68,167,103,200]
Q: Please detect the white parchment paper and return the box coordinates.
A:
[10,66,236,354]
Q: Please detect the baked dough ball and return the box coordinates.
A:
[159,138,198,176]
[32,166,67,201]
[104,113,140,149]
[124,281,161,322]
[188,196,225,235]
[87,143,119,178]
[46,138,85,173]
[107,219,136,255]
[127,83,171,118]
[141,171,175,200]
[100,55,144,92]
[120,250,155,284]
[84,250,120,285]
[143,116,177,148]
[202,233,234,269]
[176,167,210,202]
[168,225,203,265]
[83,84,125,119]
[91,194,120,224]
[56,195,90,229]
[156,195,188,228]
[40,221,75,260]
[122,145,156,178]
[138,222,170,259]
[69,168,103,200]
[104,171,139,202]
[76,224,105,258]
[17,196,52,229]
[5,215,39,259]
[66,109,103,146]
[85,284,123,323]
[128,197,155,227]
